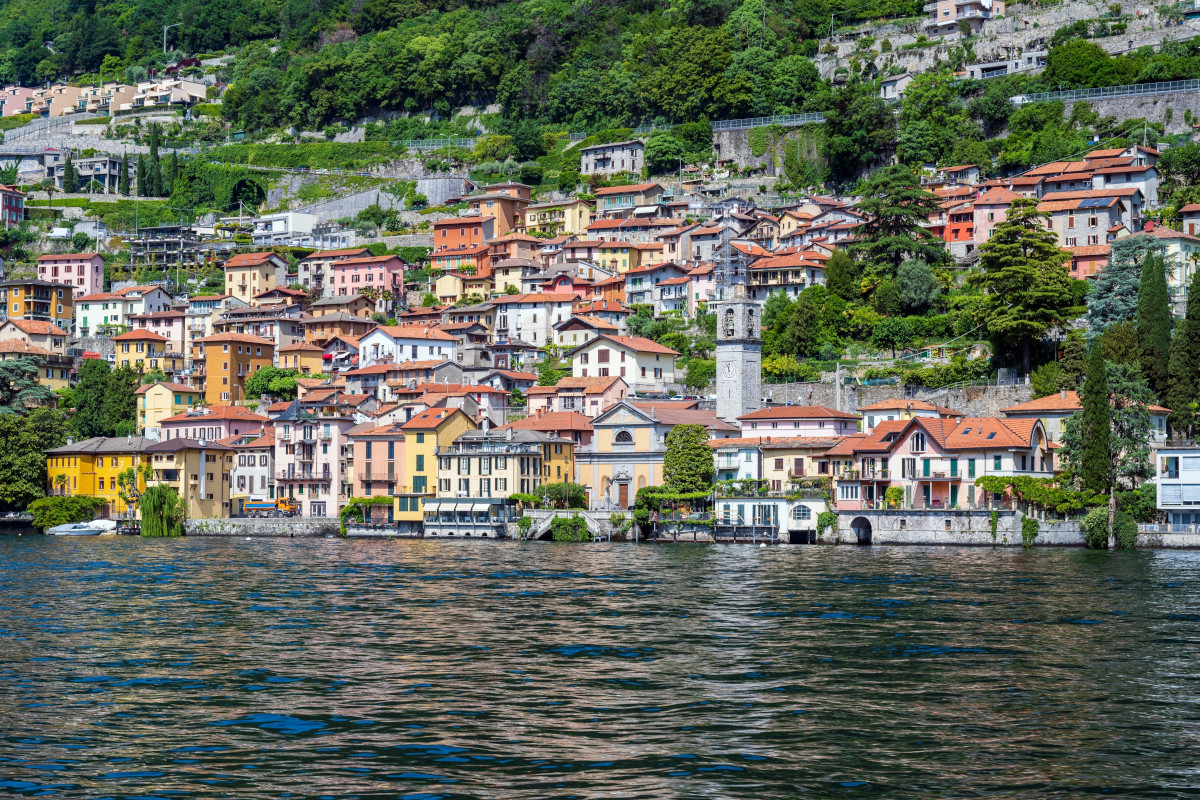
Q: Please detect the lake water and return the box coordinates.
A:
[2,537,1200,799]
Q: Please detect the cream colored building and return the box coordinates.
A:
[144,437,234,519]
[570,334,679,394]
[524,198,594,236]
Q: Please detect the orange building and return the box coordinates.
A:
[432,216,494,252]
[192,332,275,405]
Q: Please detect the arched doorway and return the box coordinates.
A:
[850,516,872,545]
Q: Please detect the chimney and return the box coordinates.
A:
[1061,388,1066,399]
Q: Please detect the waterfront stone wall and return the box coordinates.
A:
[186,517,341,537]
[830,509,1087,547]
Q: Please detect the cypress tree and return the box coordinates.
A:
[1166,269,1200,436]
[1137,250,1171,397]
[147,123,162,197]
[136,157,147,197]
[1080,343,1112,497]
[118,153,130,196]
[61,156,77,193]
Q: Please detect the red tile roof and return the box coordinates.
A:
[738,405,859,421]
[160,405,269,423]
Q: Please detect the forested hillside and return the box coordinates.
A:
[0,0,920,128]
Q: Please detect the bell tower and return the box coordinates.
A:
[712,246,761,424]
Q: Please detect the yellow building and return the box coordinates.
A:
[757,437,847,491]
[192,332,275,405]
[44,436,155,517]
[144,438,234,518]
[435,428,574,498]
[278,342,324,374]
[595,242,664,273]
[135,382,204,438]
[434,272,466,304]
[524,198,594,236]
[395,407,477,526]
[113,329,184,376]
[0,279,74,332]
[0,339,72,395]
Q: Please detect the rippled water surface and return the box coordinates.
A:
[2,538,1200,798]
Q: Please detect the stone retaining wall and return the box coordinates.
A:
[760,380,1033,417]
[186,517,341,537]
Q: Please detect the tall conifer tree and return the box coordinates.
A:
[1167,269,1200,436]
[1080,344,1112,496]
[1137,250,1171,397]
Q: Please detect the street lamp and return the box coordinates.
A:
[163,23,182,55]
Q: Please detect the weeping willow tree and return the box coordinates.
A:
[140,485,186,537]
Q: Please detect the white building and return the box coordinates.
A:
[1155,447,1200,528]
[490,293,577,348]
[357,325,459,367]
[252,212,316,247]
[222,429,276,510]
[569,334,680,394]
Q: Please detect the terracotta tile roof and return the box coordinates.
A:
[755,436,848,451]
[490,370,538,381]
[371,325,459,342]
[563,314,618,330]
[594,182,662,196]
[822,433,869,457]
[216,429,275,448]
[497,411,594,433]
[38,252,100,261]
[857,399,963,415]
[942,417,1038,450]
[1063,245,1111,257]
[300,248,370,259]
[588,334,680,356]
[490,293,578,305]
[525,385,556,395]
[1148,226,1200,243]
[3,319,66,335]
[278,341,323,352]
[555,376,626,393]
[195,332,275,346]
[1179,203,1200,213]
[134,382,198,395]
[160,405,269,423]
[112,329,169,342]
[400,407,461,430]
[332,255,405,266]
[657,276,691,286]
[738,405,859,421]
[1041,187,1140,200]
[1001,390,1169,414]
[224,252,281,267]
[267,401,293,412]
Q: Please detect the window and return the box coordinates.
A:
[901,457,917,478]
[839,484,859,500]
[416,454,425,472]
[792,505,811,521]
[993,455,1002,470]
[909,432,926,453]
[615,430,633,444]
[1163,456,1180,479]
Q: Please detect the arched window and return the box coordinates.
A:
[615,430,633,443]
[723,308,736,337]
[637,476,646,490]
[792,505,812,520]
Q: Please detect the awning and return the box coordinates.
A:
[633,205,658,215]
[470,503,490,512]
[454,503,471,512]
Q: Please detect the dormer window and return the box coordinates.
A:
[910,432,926,453]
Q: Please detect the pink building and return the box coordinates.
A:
[737,406,860,439]
[349,423,405,514]
[159,405,270,442]
[0,85,34,116]
[273,410,357,518]
[37,253,105,296]
[129,309,187,354]
[327,255,406,302]
[971,187,1020,247]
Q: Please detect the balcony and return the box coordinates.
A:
[279,429,291,441]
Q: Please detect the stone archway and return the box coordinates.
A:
[850,516,872,545]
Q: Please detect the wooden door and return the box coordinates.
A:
[618,482,629,507]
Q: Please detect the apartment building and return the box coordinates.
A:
[191,332,275,404]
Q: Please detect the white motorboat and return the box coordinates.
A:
[45,520,119,536]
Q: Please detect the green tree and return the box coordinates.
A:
[102,365,139,435]
[135,156,147,198]
[872,316,913,357]
[823,80,897,182]
[1030,361,1064,398]
[146,123,163,197]
[1088,234,1161,335]
[140,484,186,537]
[27,496,105,529]
[1069,345,1113,499]
[975,198,1083,372]
[873,279,901,316]
[1100,320,1142,366]
[663,423,714,493]
[644,130,685,176]
[824,248,861,301]
[0,356,54,412]
[61,156,78,193]
[896,258,941,314]
[849,165,949,280]
[421,291,438,307]
[1167,268,1200,435]
[0,408,68,509]
[1137,250,1172,397]
[244,366,302,400]
[683,358,715,389]
[71,358,113,438]
[118,152,130,196]
[897,71,980,166]
[1059,330,1088,390]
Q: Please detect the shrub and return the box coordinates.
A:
[1084,507,1110,549]
[817,511,838,534]
[27,496,105,530]
[1021,515,1039,548]
[1113,510,1138,549]
[550,514,589,542]
[516,515,533,538]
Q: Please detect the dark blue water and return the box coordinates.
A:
[2,538,1200,798]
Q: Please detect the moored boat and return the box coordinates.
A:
[45,520,119,536]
